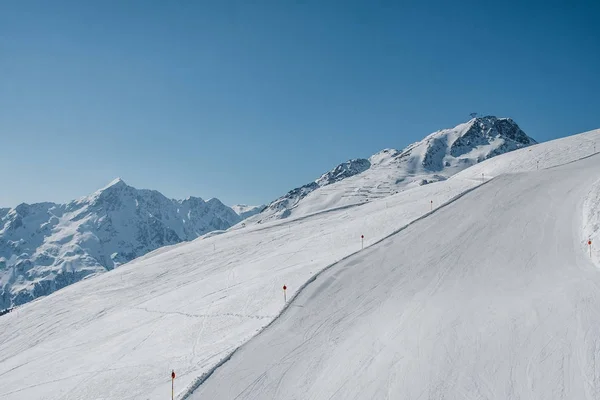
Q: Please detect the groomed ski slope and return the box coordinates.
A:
[0,129,598,400]
[193,152,600,400]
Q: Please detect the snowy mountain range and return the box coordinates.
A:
[0,116,531,310]
[0,179,250,309]
[2,124,597,400]
[248,116,536,223]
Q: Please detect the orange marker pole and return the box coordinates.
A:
[589,240,592,258]
[171,370,175,400]
[283,285,287,302]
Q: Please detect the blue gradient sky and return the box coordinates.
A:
[1,0,599,207]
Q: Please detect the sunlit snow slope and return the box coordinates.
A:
[249,116,536,223]
[194,152,600,400]
[231,204,265,220]
[0,129,598,400]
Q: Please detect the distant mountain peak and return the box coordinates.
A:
[180,196,206,204]
[0,180,243,309]
[103,177,127,190]
[206,198,227,207]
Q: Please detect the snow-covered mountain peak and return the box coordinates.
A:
[74,177,133,208]
[104,177,127,189]
[424,115,533,152]
[388,115,535,174]
[0,180,244,309]
[206,198,229,208]
[249,116,536,223]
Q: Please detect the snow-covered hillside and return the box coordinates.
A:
[231,204,265,220]
[249,116,536,223]
[0,178,241,309]
[194,148,600,400]
[0,127,597,400]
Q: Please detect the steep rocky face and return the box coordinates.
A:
[0,179,242,308]
[449,116,534,159]
[397,116,536,174]
[248,116,536,223]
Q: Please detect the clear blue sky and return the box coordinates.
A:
[1,0,599,208]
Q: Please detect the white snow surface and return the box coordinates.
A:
[193,150,600,400]
[583,178,600,265]
[231,204,265,220]
[0,128,598,400]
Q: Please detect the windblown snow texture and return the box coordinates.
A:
[0,178,241,308]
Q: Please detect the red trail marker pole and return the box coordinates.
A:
[171,370,175,400]
[361,235,364,250]
[589,240,592,258]
[283,285,287,302]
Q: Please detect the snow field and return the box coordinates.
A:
[193,152,600,400]
[0,128,598,399]
[0,178,475,399]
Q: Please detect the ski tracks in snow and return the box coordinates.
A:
[192,154,600,399]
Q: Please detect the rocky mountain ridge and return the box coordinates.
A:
[249,116,536,223]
